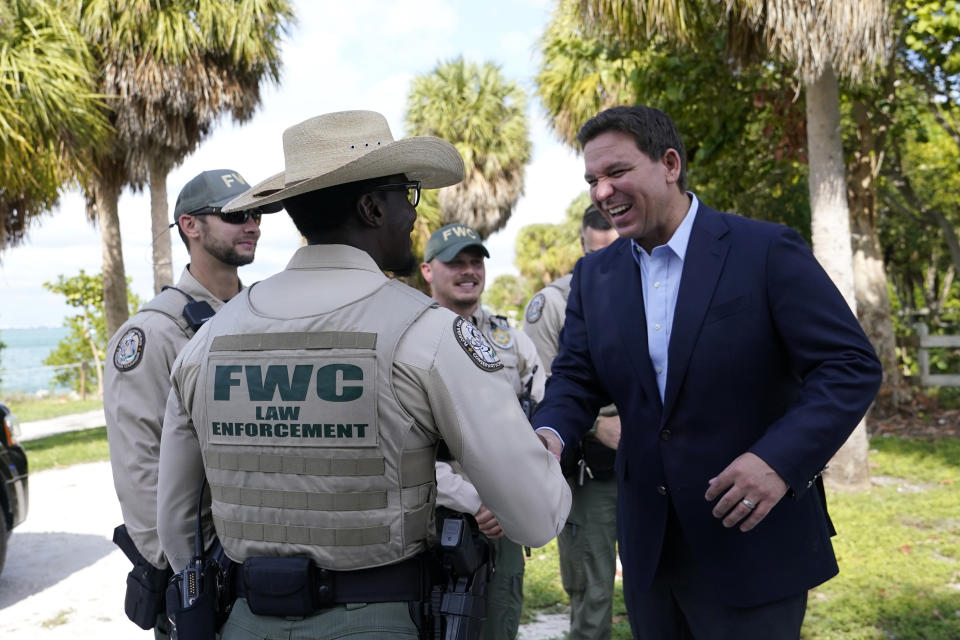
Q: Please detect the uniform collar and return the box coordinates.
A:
[177,266,238,311]
[285,244,385,275]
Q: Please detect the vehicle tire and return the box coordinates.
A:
[0,514,7,577]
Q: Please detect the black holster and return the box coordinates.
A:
[429,509,491,640]
[166,480,236,640]
[166,538,235,640]
[112,524,172,630]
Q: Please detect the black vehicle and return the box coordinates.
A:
[0,401,28,577]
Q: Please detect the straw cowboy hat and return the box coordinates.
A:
[223,110,465,212]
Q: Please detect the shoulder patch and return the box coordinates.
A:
[453,317,503,372]
[113,327,145,372]
[525,293,546,324]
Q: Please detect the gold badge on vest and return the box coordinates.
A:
[489,326,514,350]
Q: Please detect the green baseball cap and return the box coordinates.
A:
[424,223,490,263]
[173,169,283,222]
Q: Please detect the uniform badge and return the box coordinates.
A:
[113,327,145,372]
[489,326,514,349]
[525,293,545,324]
[453,317,503,372]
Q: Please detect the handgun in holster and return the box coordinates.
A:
[430,508,492,640]
[113,524,173,630]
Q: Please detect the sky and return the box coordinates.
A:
[0,0,588,329]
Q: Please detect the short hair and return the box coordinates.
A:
[581,204,611,232]
[282,175,399,242]
[577,105,687,191]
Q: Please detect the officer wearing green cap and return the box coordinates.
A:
[421,222,547,640]
[105,169,278,637]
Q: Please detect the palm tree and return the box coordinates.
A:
[576,0,891,487]
[405,57,531,239]
[0,0,107,250]
[78,0,294,334]
[541,1,907,407]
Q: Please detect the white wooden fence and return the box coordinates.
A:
[913,323,960,386]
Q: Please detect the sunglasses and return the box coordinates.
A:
[187,207,263,225]
[371,181,421,207]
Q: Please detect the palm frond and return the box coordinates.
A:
[405,57,531,237]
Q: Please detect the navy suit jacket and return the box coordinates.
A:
[533,203,882,607]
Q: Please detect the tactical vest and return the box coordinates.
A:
[139,288,197,339]
[192,280,438,570]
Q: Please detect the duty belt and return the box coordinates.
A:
[234,554,430,614]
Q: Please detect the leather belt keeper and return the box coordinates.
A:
[235,555,428,615]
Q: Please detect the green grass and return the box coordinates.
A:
[521,435,960,640]
[3,392,102,423]
[21,426,109,472]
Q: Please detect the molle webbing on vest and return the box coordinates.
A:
[205,446,435,488]
[213,503,433,547]
[211,484,388,511]
[213,516,390,546]
[206,450,385,475]
[210,331,377,352]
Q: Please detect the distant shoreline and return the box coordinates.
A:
[1,326,71,394]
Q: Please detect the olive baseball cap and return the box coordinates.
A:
[423,223,490,263]
[173,169,283,222]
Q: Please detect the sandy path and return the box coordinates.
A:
[0,461,150,637]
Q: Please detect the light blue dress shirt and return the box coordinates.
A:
[631,194,699,401]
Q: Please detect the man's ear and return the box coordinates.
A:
[179,215,202,241]
[420,260,433,285]
[356,193,385,228]
[662,148,682,185]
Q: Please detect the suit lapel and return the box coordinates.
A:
[603,240,661,411]
[662,207,730,423]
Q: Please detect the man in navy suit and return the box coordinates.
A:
[533,105,882,638]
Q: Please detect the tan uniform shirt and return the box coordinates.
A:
[157,245,571,572]
[105,267,231,568]
[521,274,571,376]
[435,308,546,515]
[522,274,618,435]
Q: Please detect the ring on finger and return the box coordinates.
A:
[741,498,757,510]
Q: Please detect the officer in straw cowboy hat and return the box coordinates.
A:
[157,110,572,639]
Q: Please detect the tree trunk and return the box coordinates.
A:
[848,100,905,408]
[82,315,104,396]
[96,179,129,338]
[928,209,960,278]
[805,65,871,490]
[149,160,174,294]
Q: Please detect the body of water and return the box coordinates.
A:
[0,327,71,393]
